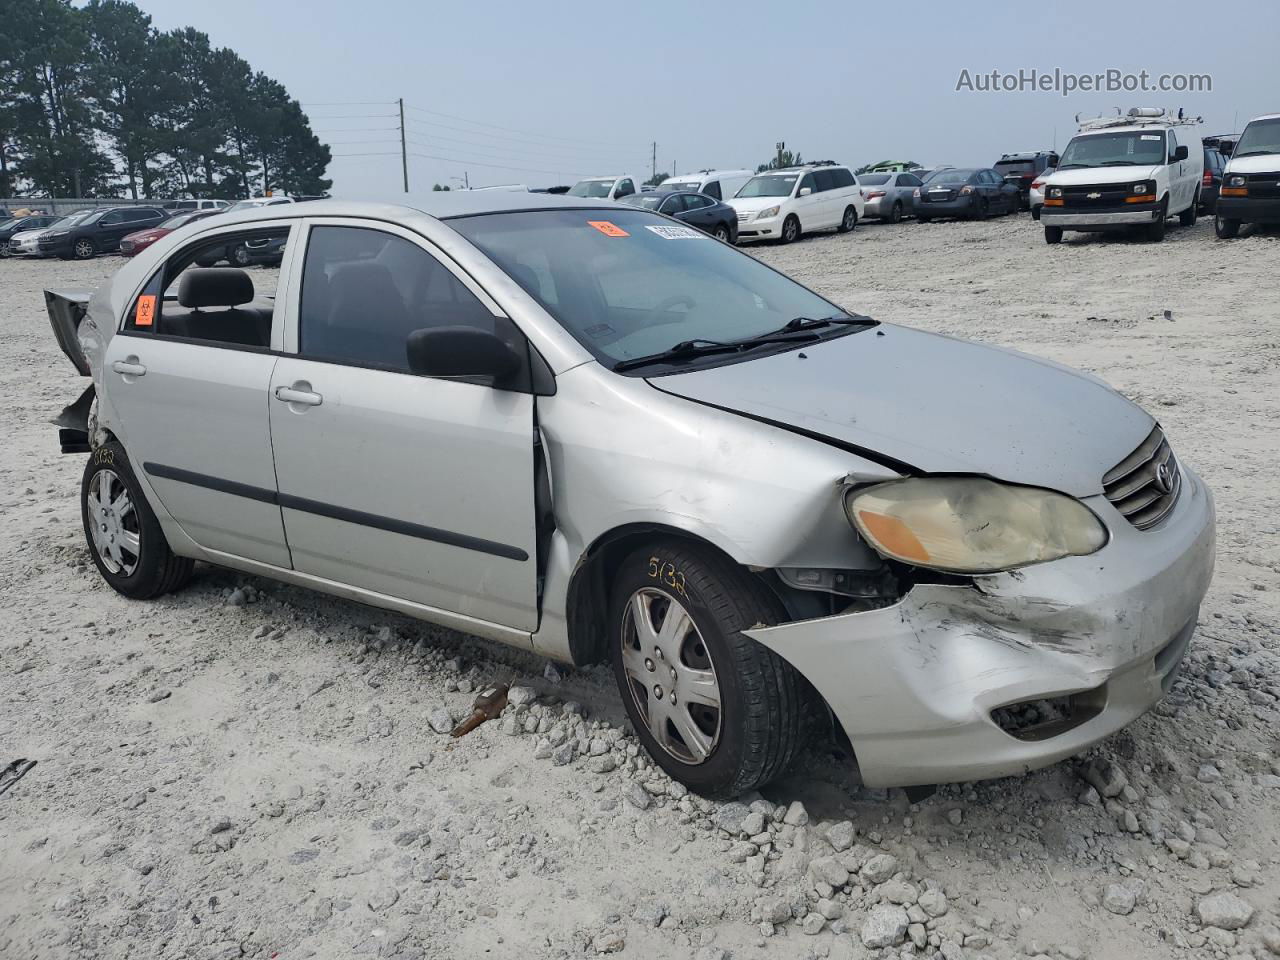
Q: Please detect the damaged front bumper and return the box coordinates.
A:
[747,466,1215,788]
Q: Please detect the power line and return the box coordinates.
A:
[403,102,646,149]
[407,151,588,177]
[402,114,641,159]
[311,126,400,134]
[303,113,398,120]
[300,100,393,107]
[401,132,643,169]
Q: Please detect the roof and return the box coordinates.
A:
[1074,123,1175,137]
[187,191,622,229]
[1247,113,1280,123]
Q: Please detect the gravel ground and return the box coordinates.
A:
[2,213,1279,960]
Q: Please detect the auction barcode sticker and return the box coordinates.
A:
[645,225,706,240]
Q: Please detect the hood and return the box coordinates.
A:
[123,226,169,243]
[648,324,1153,497]
[728,196,790,212]
[1224,153,1280,175]
[1046,165,1161,186]
[11,229,48,242]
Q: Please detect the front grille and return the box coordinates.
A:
[736,211,752,223]
[1061,184,1138,207]
[1102,426,1182,530]
[1244,173,1280,199]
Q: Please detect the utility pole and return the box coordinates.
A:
[398,98,409,193]
[775,141,785,169]
[651,141,656,183]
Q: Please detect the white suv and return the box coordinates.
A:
[1040,109,1203,244]
[729,163,864,243]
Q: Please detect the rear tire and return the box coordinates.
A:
[713,223,730,243]
[888,201,903,224]
[609,542,809,798]
[779,215,800,244]
[1044,225,1063,244]
[1215,214,1240,239]
[81,442,194,600]
[837,206,857,233]
[975,198,989,220]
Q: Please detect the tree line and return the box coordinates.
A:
[0,0,331,200]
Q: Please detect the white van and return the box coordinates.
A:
[1215,113,1280,238]
[567,175,638,201]
[728,163,864,244]
[1040,108,1203,244]
[658,169,754,202]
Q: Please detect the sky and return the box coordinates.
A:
[130,0,1280,197]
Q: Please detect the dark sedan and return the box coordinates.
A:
[0,214,60,256]
[617,191,738,243]
[915,168,1020,222]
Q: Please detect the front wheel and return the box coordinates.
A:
[837,206,857,233]
[779,215,800,244]
[1179,195,1198,227]
[82,443,194,599]
[231,244,252,267]
[1215,215,1240,239]
[1044,225,1063,244]
[1146,199,1168,241]
[609,542,809,797]
[73,238,97,260]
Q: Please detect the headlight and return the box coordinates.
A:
[843,477,1107,574]
[1226,175,1246,188]
[960,185,974,195]
[756,205,780,219]
[1132,180,1156,195]
[1047,186,1063,199]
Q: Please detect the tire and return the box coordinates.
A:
[1044,225,1063,244]
[73,237,97,260]
[1146,199,1168,242]
[779,215,800,244]
[712,223,730,243]
[1179,195,1198,227]
[888,201,903,224]
[231,244,252,267]
[609,541,808,798]
[837,206,857,233]
[974,198,990,220]
[1031,204,1041,221]
[1215,215,1240,239]
[81,442,194,600]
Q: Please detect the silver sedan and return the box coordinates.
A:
[47,192,1214,795]
[859,171,924,222]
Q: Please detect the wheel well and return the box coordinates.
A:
[565,524,744,666]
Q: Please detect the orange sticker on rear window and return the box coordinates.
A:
[135,295,157,327]
[588,220,629,237]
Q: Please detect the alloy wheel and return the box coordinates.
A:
[87,468,141,575]
[619,588,722,764]
[75,239,95,259]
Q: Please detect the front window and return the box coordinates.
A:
[568,179,616,198]
[451,208,858,371]
[1058,131,1167,169]
[1233,117,1280,158]
[736,174,798,198]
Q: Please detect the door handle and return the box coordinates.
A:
[275,384,323,407]
[111,358,147,377]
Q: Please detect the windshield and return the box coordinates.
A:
[1058,131,1165,168]
[736,175,797,198]
[617,194,664,210]
[925,169,972,184]
[858,174,890,185]
[451,209,853,370]
[82,210,108,224]
[0,219,15,230]
[1234,117,1280,157]
[50,213,88,229]
[568,179,615,198]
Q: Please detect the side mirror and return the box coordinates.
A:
[1172,145,1189,162]
[799,186,812,196]
[407,326,522,384]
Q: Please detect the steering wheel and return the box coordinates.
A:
[645,294,695,329]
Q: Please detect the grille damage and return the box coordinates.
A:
[1103,426,1182,530]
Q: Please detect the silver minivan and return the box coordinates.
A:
[48,192,1214,797]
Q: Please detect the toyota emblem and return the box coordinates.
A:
[1154,460,1175,494]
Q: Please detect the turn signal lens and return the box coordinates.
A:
[844,477,1108,574]
[1125,194,1157,203]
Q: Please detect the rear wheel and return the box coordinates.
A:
[1215,214,1240,239]
[837,206,857,233]
[712,223,730,243]
[81,442,194,600]
[1044,225,1063,244]
[888,201,903,224]
[73,238,97,260]
[975,197,990,220]
[610,542,809,797]
[779,215,800,244]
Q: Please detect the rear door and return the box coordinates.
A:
[102,220,299,567]
[268,219,540,630]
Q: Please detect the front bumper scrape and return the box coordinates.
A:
[746,469,1215,788]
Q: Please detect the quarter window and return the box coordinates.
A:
[298,225,500,374]
[830,168,855,188]
[813,170,836,192]
[703,180,722,200]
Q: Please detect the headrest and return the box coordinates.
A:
[178,268,254,308]
[328,260,397,296]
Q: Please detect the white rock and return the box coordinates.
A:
[507,685,537,707]
[1195,892,1254,930]
[1103,883,1137,915]
[861,904,909,948]
[782,800,809,826]
[808,856,849,887]
[860,853,899,885]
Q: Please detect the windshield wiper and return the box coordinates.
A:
[1099,160,1141,166]
[612,333,818,372]
[754,315,878,337]
[1056,163,1087,169]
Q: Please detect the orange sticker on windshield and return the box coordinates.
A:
[135,294,156,327]
[588,220,629,237]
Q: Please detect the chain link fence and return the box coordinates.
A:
[1,197,173,217]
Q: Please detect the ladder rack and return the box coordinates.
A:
[1075,108,1203,132]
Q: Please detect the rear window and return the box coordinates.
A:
[859,174,890,185]
[995,160,1037,175]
